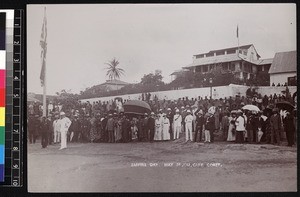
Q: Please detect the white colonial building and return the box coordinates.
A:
[268,51,297,86]
[182,44,272,81]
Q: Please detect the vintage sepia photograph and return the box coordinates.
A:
[27,4,297,192]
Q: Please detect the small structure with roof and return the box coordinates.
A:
[268,51,296,86]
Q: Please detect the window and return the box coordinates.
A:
[195,54,204,59]
[230,63,235,71]
[195,66,202,72]
[227,49,235,54]
[222,63,229,70]
[206,53,213,57]
[243,50,247,56]
[202,65,208,73]
[216,51,225,56]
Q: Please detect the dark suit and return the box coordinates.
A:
[195,115,204,142]
[270,114,281,145]
[205,116,215,142]
[148,117,156,142]
[283,114,295,146]
[40,118,51,148]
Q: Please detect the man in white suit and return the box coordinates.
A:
[58,112,72,150]
[173,109,182,140]
[185,110,193,142]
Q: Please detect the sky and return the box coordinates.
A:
[27,4,296,95]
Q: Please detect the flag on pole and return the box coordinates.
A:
[40,7,47,87]
[236,25,239,38]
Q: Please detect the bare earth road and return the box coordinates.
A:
[28,138,297,192]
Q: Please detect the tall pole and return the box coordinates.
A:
[41,7,47,117]
[43,56,46,117]
[237,24,240,56]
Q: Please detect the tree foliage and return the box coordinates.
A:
[105,58,125,80]
[140,72,164,86]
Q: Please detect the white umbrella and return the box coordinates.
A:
[242,105,260,112]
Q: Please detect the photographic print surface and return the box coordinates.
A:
[27,4,297,192]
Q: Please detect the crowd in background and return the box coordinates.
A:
[27,89,297,149]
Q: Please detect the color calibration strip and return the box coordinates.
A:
[0,12,6,183]
[11,10,23,187]
[0,9,15,186]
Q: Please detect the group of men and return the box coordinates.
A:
[28,112,71,150]
[28,92,297,149]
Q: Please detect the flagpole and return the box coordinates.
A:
[43,58,46,117]
[42,7,47,117]
[237,24,240,56]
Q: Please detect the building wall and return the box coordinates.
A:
[80,84,297,104]
[247,45,260,62]
[270,72,297,86]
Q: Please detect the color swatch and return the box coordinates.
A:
[0,12,6,182]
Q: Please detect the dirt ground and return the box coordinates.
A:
[28,135,297,193]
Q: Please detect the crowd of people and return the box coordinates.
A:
[27,90,297,150]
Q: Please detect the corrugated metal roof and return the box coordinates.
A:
[268,51,296,74]
[194,44,253,56]
[183,53,242,69]
[253,58,273,65]
[102,79,129,85]
[170,69,189,76]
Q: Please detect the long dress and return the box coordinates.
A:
[162,118,171,140]
[227,117,236,141]
[131,118,138,140]
[115,119,122,142]
[154,118,162,141]
[89,117,97,142]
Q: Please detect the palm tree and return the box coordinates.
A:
[105,58,125,90]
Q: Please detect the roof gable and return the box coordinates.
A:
[268,51,296,74]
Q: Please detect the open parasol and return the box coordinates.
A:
[123,100,151,115]
[275,101,294,112]
[242,104,260,112]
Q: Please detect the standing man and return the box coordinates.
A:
[195,111,205,142]
[221,111,230,141]
[106,114,114,143]
[53,114,60,144]
[148,112,156,142]
[58,112,72,150]
[185,110,193,142]
[270,108,282,146]
[47,114,54,145]
[166,108,174,140]
[81,115,91,143]
[40,116,50,148]
[121,114,130,143]
[101,114,108,142]
[235,110,246,143]
[28,114,36,144]
[70,114,81,142]
[173,109,182,140]
[205,112,216,143]
[142,113,149,142]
